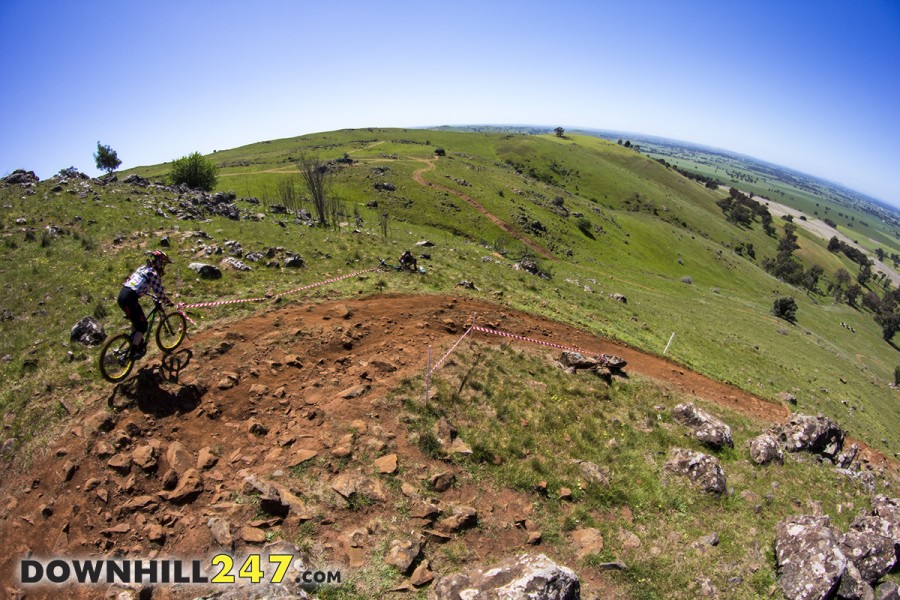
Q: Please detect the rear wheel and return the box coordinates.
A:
[99,334,135,383]
[156,312,187,352]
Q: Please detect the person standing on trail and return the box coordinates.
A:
[399,250,418,272]
[117,250,174,358]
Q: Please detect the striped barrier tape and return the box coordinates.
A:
[428,322,476,377]
[177,266,379,311]
[471,325,598,358]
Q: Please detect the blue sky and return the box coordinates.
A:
[2,0,899,205]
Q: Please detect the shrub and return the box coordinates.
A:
[576,217,592,235]
[772,297,798,322]
[169,152,218,191]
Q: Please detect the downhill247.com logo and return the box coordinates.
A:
[20,555,342,586]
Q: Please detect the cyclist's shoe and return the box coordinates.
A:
[130,342,147,360]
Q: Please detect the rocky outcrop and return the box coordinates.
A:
[189,263,223,279]
[663,448,727,494]
[776,414,844,459]
[774,515,847,600]
[671,403,734,450]
[70,316,106,346]
[2,169,39,186]
[749,432,784,465]
[841,519,896,584]
[430,553,579,600]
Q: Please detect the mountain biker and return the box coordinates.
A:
[399,250,418,272]
[118,250,174,358]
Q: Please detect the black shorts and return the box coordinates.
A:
[117,287,147,333]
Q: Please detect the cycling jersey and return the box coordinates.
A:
[123,265,168,301]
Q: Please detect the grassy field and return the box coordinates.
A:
[2,128,899,457]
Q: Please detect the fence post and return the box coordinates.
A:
[424,345,432,405]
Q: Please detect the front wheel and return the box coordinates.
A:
[99,334,135,383]
[156,312,187,352]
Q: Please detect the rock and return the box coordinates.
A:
[131,446,157,471]
[188,262,222,279]
[836,443,859,469]
[385,538,422,574]
[837,561,874,600]
[2,169,39,186]
[197,447,218,470]
[875,581,900,600]
[70,316,106,346]
[411,559,434,587]
[241,526,267,544]
[338,384,369,399]
[776,414,844,458]
[284,255,305,268]
[558,351,599,370]
[331,471,387,505]
[437,506,478,533]
[430,471,455,493]
[609,293,627,304]
[164,468,204,503]
[778,391,799,405]
[749,432,784,465]
[672,403,734,449]
[374,454,398,475]
[166,441,194,475]
[663,448,727,494]
[221,257,251,271]
[844,517,897,582]
[120,495,158,514]
[430,553,579,600]
[870,495,900,545]
[207,517,234,549]
[107,454,132,474]
[574,460,610,487]
[774,515,847,600]
[572,528,604,558]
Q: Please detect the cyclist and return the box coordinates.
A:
[118,250,174,358]
[399,250,418,272]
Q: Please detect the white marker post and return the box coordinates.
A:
[664,332,676,355]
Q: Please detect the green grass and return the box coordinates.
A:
[395,343,883,599]
[2,127,898,457]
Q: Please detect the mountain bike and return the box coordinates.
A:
[98,295,187,383]
[378,258,426,274]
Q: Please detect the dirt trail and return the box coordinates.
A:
[0,293,893,599]
[411,158,555,260]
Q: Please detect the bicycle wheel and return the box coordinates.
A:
[156,312,187,352]
[99,334,135,383]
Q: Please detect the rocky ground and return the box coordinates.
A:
[1,294,896,599]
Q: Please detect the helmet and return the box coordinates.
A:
[147,250,172,268]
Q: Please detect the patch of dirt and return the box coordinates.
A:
[0,294,889,599]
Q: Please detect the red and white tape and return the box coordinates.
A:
[177,267,378,311]
[472,325,593,356]
[428,324,476,377]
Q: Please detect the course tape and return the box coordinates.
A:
[177,267,378,310]
[428,323,476,377]
[471,325,597,358]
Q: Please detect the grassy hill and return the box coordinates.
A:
[0,127,898,598]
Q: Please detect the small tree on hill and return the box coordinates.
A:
[94,141,121,174]
[169,152,218,191]
[554,127,565,138]
[297,152,330,226]
[772,296,798,323]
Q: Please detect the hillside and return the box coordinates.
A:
[0,128,898,598]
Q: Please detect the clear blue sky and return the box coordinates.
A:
[2,0,899,205]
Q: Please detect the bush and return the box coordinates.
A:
[169,152,218,191]
[772,297,798,322]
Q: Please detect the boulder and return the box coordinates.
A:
[384,538,422,574]
[671,403,734,449]
[749,432,784,465]
[188,263,222,279]
[122,174,149,187]
[2,169,39,186]
[875,581,900,600]
[284,255,305,268]
[574,460,610,487]
[558,351,599,370]
[430,553,579,600]
[774,515,847,600]
[663,448,727,494]
[609,293,627,304]
[777,414,844,459]
[841,521,896,584]
[222,257,251,272]
[870,495,900,546]
[70,316,106,346]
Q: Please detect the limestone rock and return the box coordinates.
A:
[672,403,734,449]
[430,553,579,600]
[774,515,847,600]
[663,448,727,494]
[749,432,784,465]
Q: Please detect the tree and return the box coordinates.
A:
[772,297,798,323]
[297,152,330,226]
[169,152,218,191]
[857,261,873,286]
[94,141,121,174]
[553,127,565,138]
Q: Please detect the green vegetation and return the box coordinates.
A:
[169,151,218,190]
[93,141,121,174]
[1,127,898,459]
